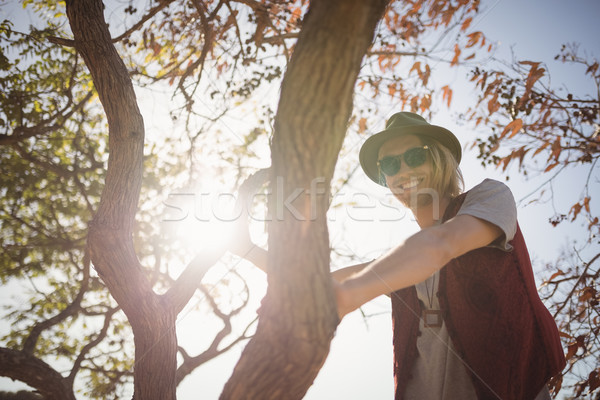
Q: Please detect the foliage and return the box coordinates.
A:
[467,43,600,397]
[0,2,257,397]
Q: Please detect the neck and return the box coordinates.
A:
[410,195,451,228]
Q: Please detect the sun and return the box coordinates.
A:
[173,184,241,252]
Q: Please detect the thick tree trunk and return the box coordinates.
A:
[65,1,178,399]
[220,0,389,399]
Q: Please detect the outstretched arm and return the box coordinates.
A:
[336,214,503,318]
[331,261,373,282]
[231,242,372,283]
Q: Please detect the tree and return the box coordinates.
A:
[1,0,528,398]
[0,3,258,398]
[467,43,599,397]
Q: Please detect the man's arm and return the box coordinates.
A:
[232,245,372,283]
[331,261,373,282]
[336,214,504,318]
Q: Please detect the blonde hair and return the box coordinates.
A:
[420,136,464,198]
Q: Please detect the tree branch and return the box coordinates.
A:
[22,250,91,354]
[0,348,76,400]
[111,0,176,43]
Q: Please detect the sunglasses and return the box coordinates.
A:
[377,145,429,178]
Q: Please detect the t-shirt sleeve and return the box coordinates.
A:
[455,178,517,251]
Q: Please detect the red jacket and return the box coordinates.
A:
[391,193,565,400]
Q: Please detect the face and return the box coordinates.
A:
[377,135,434,207]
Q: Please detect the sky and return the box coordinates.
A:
[1,0,600,398]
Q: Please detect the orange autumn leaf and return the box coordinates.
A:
[544,162,559,172]
[499,118,523,139]
[441,85,453,107]
[532,141,550,157]
[420,95,431,113]
[451,44,461,66]
[461,17,473,31]
[388,83,396,97]
[466,31,482,48]
[358,117,368,134]
[518,61,546,108]
[583,196,591,213]
[487,92,500,114]
[550,137,562,161]
[409,61,421,76]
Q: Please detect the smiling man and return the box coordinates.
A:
[334,112,565,400]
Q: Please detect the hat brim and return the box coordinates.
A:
[359,124,462,186]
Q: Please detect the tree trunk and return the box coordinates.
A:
[65,1,178,399]
[220,0,389,399]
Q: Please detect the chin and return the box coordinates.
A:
[399,189,437,209]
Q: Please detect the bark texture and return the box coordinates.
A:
[220,0,389,398]
[0,348,75,400]
[65,1,178,399]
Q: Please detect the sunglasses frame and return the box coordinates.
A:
[377,145,429,181]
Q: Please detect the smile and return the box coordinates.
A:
[394,177,423,192]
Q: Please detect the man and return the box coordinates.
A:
[230,112,565,399]
[334,112,565,399]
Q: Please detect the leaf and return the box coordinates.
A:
[517,62,545,108]
[466,31,482,48]
[579,287,595,302]
[583,196,590,213]
[499,119,523,139]
[566,342,578,360]
[532,141,550,157]
[461,17,473,32]
[441,85,452,107]
[550,138,562,161]
[409,61,421,76]
[585,61,599,76]
[569,203,583,221]
[547,269,564,282]
[451,44,460,66]
[422,64,430,86]
[544,162,559,172]
[420,94,431,113]
[358,117,367,134]
[589,217,599,231]
[487,92,499,114]
[558,330,572,339]
[388,83,396,97]
[589,370,600,391]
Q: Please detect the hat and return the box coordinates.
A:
[359,112,462,185]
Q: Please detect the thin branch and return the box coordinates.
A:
[111,0,176,43]
[22,249,91,354]
[47,36,76,47]
[67,307,119,383]
[553,252,600,319]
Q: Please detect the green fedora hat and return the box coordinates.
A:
[359,112,462,185]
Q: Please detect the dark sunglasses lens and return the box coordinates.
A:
[404,147,427,167]
[379,157,401,176]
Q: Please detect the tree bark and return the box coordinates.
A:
[0,348,76,400]
[65,1,178,399]
[220,0,389,399]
